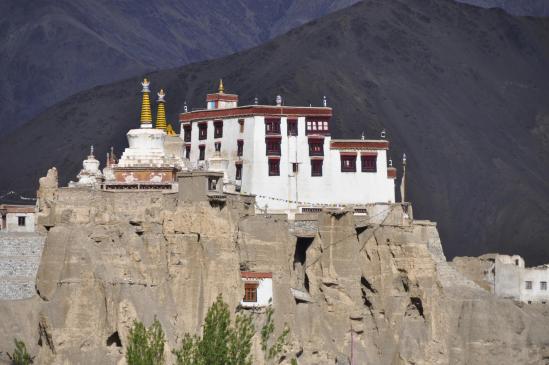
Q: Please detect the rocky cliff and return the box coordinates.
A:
[1,179,549,364]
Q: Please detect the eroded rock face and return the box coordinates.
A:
[1,187,549,364]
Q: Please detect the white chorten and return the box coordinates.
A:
[69,146,103,188]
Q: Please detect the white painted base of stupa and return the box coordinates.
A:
[117,128,173,167]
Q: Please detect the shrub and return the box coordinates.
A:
[126,318,166,365]
[8,338,33,365]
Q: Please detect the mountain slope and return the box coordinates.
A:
[1,0,549,264]
[457,0,549,16]
[0,0,358,136]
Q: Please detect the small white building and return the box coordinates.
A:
[179,83,397,215]
[0,205,36,233]
[493,254,549,303]
[240,271,273,308]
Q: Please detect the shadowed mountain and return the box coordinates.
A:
[1,0,549,264]
[457,0,549,16]
[0,0,358,136]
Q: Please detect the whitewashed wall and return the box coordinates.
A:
[240,278,273,308]
[5,212,35,233]
[183,115,395,214]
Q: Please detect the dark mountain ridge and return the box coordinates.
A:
[0,0,358,136]
[1,0,549,264]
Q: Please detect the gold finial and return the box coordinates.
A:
[218,79,224,94]
[140,78,152,126]
[166,124,176,136]
[156,88,167,131]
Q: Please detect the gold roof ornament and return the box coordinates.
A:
[140,78,152,126]
[156,89,167,131]
[166,123,176,136]
[218,79,224,94]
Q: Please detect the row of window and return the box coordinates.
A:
[525,281,548,290]
[187,140,245,160]
[182,117,330,142]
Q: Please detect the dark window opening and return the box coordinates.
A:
[266,139,281,156]
[18,216,26,226]
[243,282,258,302]
[541,281,547,290]
[526,281,533,290]
[341,155,357,172]
[265,119,281,135]
[410,297,424,318]
[183,125,192,142]
[360,276,375,309]
[198,145,205,161]
[268,159,280,176]
[214,120,223,138]
[198,123,207,140]
[294,237,314,292]
[235,163,242,180]
[215,142,221,152]
[237,140,244,157]
[288,119,298,136]
[309,141,324,156]
[292,163,298,173]
[361,155,377,172]
[107,331,122,347]
[238,119,245,133]
[185,145,191,159]
[311,159,323,177]
[515,259,519,266]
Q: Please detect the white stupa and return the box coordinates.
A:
[116,79,172,168]
[69,146,103,188]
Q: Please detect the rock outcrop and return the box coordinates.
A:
[1,184,549,364]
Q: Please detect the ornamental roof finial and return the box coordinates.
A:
[218,79,224,94]
[140,78,152,127]
[89,145,94,158]
[142,78,150,92]
[156,89,167,131]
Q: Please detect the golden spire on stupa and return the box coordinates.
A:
[140,78,152,128]
[218,79,224,94]
[156,89,167,131]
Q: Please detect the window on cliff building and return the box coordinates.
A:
[340,154,357,172]
[198,123,208,140]
[311,159,323,177]
[185,145,191,159]
[268,159,280,176]
[184,125,192,142]
[235,163,242,180]
[199,145,205,161]
[214,120,223,138]
[287,119,298,136]
[525,281,533,290]
[361,155,377,172]
[243,282,258,302]
[541,281,547,290]
[239,119,245,133]
[237,140,244,157]
[18,216,26,226]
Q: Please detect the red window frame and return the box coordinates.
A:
[198,123,208,140]
[287,119,298,136]
[268,159,280,176]
[198,145,205,161]
[305,118,330,135]
[265,118,281,135]
[214,120,223,138]
[361,155,377,172]
[237,140,244,157]
[341,154,357,172]
[183,125,192,142]
[309,141,324,156]
[265,138,281,156]
[235,162,242,180]
[311,159,323,177]
[243,282,258,302]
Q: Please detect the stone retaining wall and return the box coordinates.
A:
[0,232,45,299]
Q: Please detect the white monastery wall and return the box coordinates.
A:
[240,277,273,308]
[5,212,35,233]
[184,114,395,214]
[494,254,549,303]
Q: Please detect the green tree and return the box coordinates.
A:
[260,305,290,364]
[174,295,290,365]
[8,338,33,365]
[126,318,166,365]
